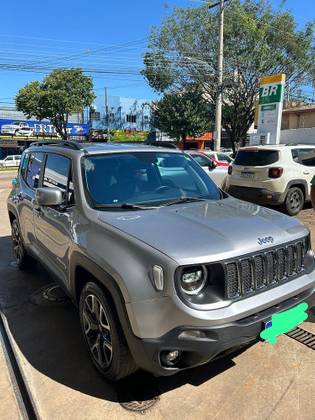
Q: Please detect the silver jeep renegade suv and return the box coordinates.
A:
[7,141,315,381]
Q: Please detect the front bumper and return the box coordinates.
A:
[227,185,285,206]
[126,286,315,376]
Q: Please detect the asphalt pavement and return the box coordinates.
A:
[0,170,314,420]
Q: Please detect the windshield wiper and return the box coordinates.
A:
[94,203,159,210]
[164,196,207,206]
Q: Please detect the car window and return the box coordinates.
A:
[298,149,315,167]
[217,153,231,162]
[291,149,299,162]
[191,154,211,167]
[82,152,221,208]
[234,150,279,166]
[43,154,73,204]
[6,156,13,161]
[25,153,44,189]
[20,153,29,180]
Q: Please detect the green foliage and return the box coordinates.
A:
[110,131,148,142]
[153,87,211,141]
[143,0,314,147]
[16,68,95,139]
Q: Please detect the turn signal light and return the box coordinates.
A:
[269,167,283,178]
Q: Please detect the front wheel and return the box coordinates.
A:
[79,282,137,381]
[282,187,304,216]
[11,219,35,270]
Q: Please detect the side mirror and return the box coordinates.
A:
[11,178,18,187]
[209,160,217,170]
[35,187,64,207]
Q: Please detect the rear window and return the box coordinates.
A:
[234,150,279,166]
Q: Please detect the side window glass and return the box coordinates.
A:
[26,153,44,189]
[298,149,315,167]
[193,155,209,166]
[291,149,299,162]
[20,153,29,180]
[43,154,73,204]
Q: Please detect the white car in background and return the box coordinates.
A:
[186,151,229,189]
[1,122,30,135]
[16,127,35,137]
[0,155,21,168]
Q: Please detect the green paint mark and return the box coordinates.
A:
[260,302,309,345]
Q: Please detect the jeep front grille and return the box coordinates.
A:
[224,237,309,300]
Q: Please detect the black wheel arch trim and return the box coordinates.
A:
[7,204,19,223]
[285,179,309,201]
[69,252,152,370]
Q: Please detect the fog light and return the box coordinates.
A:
[160,350,182,367]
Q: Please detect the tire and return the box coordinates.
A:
[282,187,304,216]
[79,282,137,381]
[11,219,35,270]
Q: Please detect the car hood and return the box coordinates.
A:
[97,197,308,265]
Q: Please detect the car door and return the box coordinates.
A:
[34,153,74,286]
[297,148,315,198]
[15,156,21,167]
[5,156,14,167]
[16,152,44,251]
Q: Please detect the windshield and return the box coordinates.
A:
[82,152,221,208]
[234,149,279,166]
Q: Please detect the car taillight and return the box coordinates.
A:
[228,165,233,175]
[269,167,283,178]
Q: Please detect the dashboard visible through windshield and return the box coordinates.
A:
[82,151,221,209]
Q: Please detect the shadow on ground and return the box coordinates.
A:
[0,235,244,405]
[1,234,313,407]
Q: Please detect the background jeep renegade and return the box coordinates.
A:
[7,141,315,381]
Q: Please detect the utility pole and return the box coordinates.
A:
[212,0,225,152]
[104,87,110,142]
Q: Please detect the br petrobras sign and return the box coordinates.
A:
[257,74,286,145]
[0,118,89,135]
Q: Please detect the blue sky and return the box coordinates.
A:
[0,0,313,105]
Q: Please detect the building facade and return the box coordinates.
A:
[282,105,315,130]
[91,95,152,132]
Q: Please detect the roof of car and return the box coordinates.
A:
[28,141,180,155]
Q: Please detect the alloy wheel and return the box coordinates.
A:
[12,221,23,264]
[83,294,113,369]
[289,190,302,212]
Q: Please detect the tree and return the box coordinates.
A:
[142,0,314,150]
[152,87,211,142]
[16,68,95,139]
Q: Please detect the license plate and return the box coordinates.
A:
[241,171,254,179]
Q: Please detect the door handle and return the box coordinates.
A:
[303,171,310,175]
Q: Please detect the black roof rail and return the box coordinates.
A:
[146,141,178,149]
[30,141,83,150]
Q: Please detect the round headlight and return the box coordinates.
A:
[180,266,207,295]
